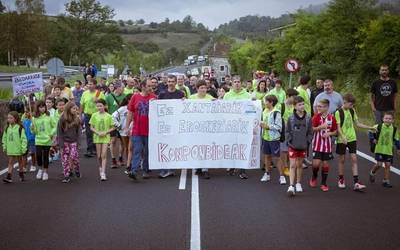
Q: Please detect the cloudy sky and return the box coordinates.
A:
[2,0,329,28]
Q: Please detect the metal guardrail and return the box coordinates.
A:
[0,69,81,85]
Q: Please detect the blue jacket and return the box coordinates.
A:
[23,118,35,144]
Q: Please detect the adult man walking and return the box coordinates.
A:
[370,64,398,123]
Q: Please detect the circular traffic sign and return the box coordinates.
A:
[285,59,300,73]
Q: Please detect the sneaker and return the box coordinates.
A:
[320,185,329,192]
[124,169,130,175]
[227,168,235,176]
[287,185,295,196]
[128,171,137,180]
[382,182,393,188]
[279,176,287,185]
[283,167,290,177]
[30,165,37,172]
[84,152,93,158]
[36,169,43,180]
[62,177,71,183]
[159,171,175,178]
[3,175,12,184]
[309,177,317,188]
[260,173,270,182]
[354,182,366,191]
[42,172,49,181]
[100,173,107,181]
[111,159,118,169]
[369,171,375,183]
[75,171,81,178]
[19,172,24,182]
[239,173,248,179]
[142,172,150,179]
[338,178,346,189]
[202,171,210,179]
[295,183,303,193]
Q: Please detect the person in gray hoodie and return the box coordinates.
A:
[286,96,313,196]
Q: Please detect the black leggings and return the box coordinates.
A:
[36,146,51,169]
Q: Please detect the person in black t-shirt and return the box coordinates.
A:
[310,79,324,115]
[158,75,184,179]
[370,65,398,123]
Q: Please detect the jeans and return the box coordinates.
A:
[84,114,95,153]
[131,136,149,174]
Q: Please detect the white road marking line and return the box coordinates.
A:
[179,169,187,190]
[190,170,201,250]
[0,156,32,176]
[357,150,400,175]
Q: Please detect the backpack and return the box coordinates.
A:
[336,108,355,128]
[9,98,25,114]
[369,124,397,153]
[273,108,285,143]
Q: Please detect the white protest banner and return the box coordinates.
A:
[149,100,262,170]
[12,72,43,97]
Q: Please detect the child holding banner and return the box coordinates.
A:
[22,109,37,172]
[2,111,27,183]
[32,100,56,181]
[89,99,115,181]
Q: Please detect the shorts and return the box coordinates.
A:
[263,140,280,157]
[375,153,393,164]
[288,147,306,159]
[280,141,288,152]
[110,130,121,138]
[313,151,334,161]
[336,141,357,155]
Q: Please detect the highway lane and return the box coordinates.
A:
[0,131,399,250]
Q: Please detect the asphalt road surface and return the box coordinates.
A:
[0,132,399,250]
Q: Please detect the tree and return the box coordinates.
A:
[59,0,121,65]
[136,18,145,24]
[149,22,158,29]
[126,19,133,25]
[0,0,48,66]
[182,15,194,30]
[0,0,5,13]
[118,19,125,26]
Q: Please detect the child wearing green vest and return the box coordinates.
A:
[369,112,400,188]
[2,111,27,183]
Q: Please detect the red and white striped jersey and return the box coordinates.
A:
[312,113,338,153]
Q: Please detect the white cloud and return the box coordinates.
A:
[2,0,328,28]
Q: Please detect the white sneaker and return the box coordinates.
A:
[295,183,303,193]
[100,173,107,181]
[279,175,287,185]
[354,182,366,191]
[36,169,43,180]
[260,173,270,182]
[287,186,295,196]
[42,172,48,181]
[338,179,346,189]
[30,165,37,172]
